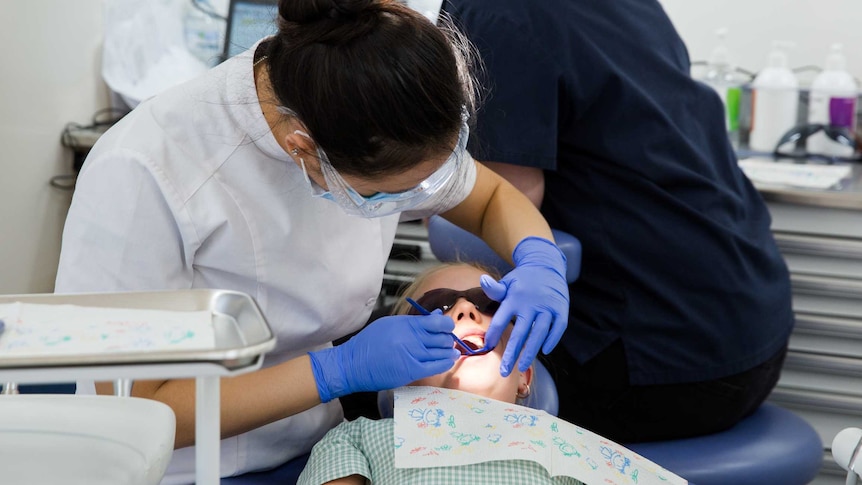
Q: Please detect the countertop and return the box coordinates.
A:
[739,152,862,210]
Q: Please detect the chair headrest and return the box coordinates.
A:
[426,216,581,283]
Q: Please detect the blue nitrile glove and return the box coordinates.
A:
[481,236,569,376]
[308,311,460,403]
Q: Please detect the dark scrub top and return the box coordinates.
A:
[444,0,794,385]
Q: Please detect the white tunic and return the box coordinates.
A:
[55,42,475,483]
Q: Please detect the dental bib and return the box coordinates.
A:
[393,386,686,485]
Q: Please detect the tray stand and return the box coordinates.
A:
[0,289,277,485]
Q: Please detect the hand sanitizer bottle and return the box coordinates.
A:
[807,44,859,158]
[749,41,799,153]
[703,28,743,149]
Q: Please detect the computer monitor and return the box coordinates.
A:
[222,0,279,62]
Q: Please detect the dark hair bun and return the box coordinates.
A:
[264,1,476,179]
[279,0,375,25]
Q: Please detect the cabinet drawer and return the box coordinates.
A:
[791,312,862,357]
[778,351,862,398]
[768,202,862,239]
[792,274,862,319]
[776,232,862,280]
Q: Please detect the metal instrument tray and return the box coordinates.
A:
[0,289,276,371]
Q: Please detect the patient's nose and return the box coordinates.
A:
[451,298,480,322]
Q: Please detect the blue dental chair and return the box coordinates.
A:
[425,215,824,485]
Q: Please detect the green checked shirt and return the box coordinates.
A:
[298,417,584,485]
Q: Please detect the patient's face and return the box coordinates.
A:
[409,265,531,404]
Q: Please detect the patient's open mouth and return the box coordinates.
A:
[456,335,491,356]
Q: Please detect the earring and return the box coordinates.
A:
[516,384,531,399]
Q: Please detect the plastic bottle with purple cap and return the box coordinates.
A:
[807,43,859,158]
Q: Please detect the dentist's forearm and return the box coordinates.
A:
[99,355,321,448]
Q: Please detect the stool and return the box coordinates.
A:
[627,403,823,485]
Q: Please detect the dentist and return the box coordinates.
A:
[54,0,568,482]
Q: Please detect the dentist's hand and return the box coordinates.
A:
[482,236,569,376]
[309,311,459,403]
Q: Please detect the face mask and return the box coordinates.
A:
[290,118,469,218]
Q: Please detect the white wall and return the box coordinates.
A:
[660,0,862,83]
[1,0,861,295]
[0,1,107,294]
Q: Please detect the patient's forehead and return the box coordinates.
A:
[418,266,485,295]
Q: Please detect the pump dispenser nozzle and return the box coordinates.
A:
[766,41,794,70]
[825,43,847,71]
[709,28,731,66]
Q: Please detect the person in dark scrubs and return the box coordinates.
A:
[434,0,793,442]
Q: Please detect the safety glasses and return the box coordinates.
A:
[406,288,498,356]
[315,119,470,218]
[281,106,471,218]
[406,287,500,316]
[774,123,860,162]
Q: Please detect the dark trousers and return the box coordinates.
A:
[541,340,787,443]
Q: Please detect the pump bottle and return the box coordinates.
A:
[749,42,799,153]
[703,28,743,149]
[807,44,859,158]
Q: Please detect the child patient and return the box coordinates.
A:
[298,262,583,485]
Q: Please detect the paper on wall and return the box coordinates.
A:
[102,0,209,107]
[0,302,215,356]
[393,386,687,485]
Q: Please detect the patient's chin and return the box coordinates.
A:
[453,382,515,404]
[412,354,511,399]
[410,373,514,403]
[444,371,511,401]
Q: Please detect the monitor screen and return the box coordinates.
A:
[222,0,279,61]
